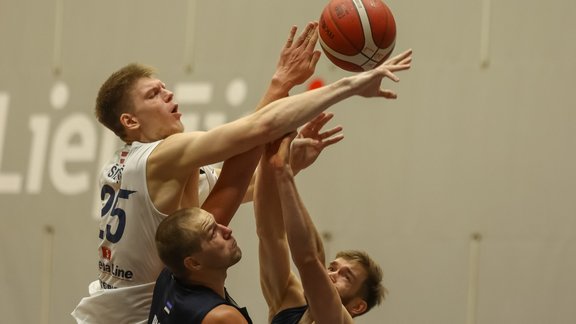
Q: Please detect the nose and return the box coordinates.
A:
[328,271,337,283]
[219,224,233,239]
[162,89,174,102]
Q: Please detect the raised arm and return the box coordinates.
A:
[149,47,412,213]
[152,46,411,175]
[269,135,345,324]
[204,47,411,207]
[256,22,321,109]
[254,141,306,320]
[199,22,322,223]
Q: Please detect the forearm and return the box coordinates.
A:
[180,79,351,175]
[201,146,262,226]
[275,165,325,266]
[254,159,287,241]
[241,178,255,203]
[255,78,353,139]
[254,157,296,308]
[207,167,252,204]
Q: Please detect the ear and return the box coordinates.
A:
[120,112,139,131]
[183,256,201,271]
[347,298,368,317]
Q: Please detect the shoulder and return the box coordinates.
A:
[130,140,161,151]
[147,133,199,165]
[201,304,249,324]
[154,268,173,287]
[125,140,162,164]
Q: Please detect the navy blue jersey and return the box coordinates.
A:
[271,305,308,324]
[148,268,252,324]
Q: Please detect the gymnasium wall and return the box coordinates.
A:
[1,0,575,323]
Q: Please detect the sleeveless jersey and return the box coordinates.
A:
[72,141,218,323]
[148,268,252,324]
[97,141,164,288]
[271,305,308,324]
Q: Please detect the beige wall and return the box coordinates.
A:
[1,0,575,323]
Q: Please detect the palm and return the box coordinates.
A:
[290,112,344,173]
[291,138,323,171]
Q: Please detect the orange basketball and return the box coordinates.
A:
[318,0,396,72]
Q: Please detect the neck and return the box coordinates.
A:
[181,269,228,298]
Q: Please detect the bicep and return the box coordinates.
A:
[151,131,231,170]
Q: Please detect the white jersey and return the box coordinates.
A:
[72,141,218,323]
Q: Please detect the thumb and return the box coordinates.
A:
[294,138,320,146]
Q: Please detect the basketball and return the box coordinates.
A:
[318,0,396,72]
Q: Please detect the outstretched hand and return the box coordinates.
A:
[273,22,322,90]
[354,48,413,99]
[384,48,413,67]
[290,112,344,173]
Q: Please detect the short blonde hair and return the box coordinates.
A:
[95,63,155,140]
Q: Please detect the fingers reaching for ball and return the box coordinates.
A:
[384,48,413,67]
[285,25,298,48]
[296,22,318,47]
[274,22,322,90]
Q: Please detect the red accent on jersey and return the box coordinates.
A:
[101,246,112,260]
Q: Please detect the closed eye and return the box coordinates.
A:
[327,262,337,272]
[145,89,157,99]
[342,269,355,282]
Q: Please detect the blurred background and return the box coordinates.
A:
[1,0,575,323]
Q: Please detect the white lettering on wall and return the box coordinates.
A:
[27,115,51,193]
[50,114,97,195]
[0,93,23,193]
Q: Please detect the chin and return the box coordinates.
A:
[231,250,242,265]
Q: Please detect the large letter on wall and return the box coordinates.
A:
[50,114,96,195]
[0,93,23,193]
